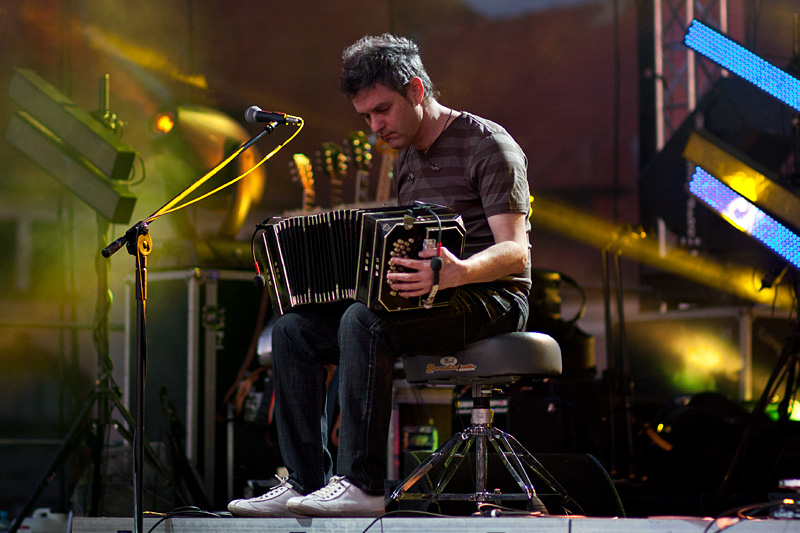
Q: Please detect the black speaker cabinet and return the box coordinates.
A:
[401,451,624,517]
[126,268,264,506]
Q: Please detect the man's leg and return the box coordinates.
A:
[286,287,527,517]
[229,303,345,517]
[272,307,343,494]
[286,303,392,517]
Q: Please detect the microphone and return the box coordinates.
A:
[244,105,302,126]
[252,260,266,288]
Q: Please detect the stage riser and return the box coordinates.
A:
[71,516,795,533]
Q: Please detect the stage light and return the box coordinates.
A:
[6,111,137,224]
[5,68,137,223]
[685,20,800,112]
[152,111,175,134]
[529,195,794,309]
[683,129,800,234]
[8,68,136,181]
[687,167,800,270]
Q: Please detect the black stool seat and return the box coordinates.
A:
[390,331,578,515]
[402,331,562,385]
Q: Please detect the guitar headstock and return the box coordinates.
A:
[347,131,374,204]
[347,131,373,173]
[289,153,315,211]
[321,142,348,179]
[317,142,348,207]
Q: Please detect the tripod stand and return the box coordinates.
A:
[9,217,190,533]
[718,275,800,496]
[601,229,640,480]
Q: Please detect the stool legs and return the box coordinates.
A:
[390,384,570,515]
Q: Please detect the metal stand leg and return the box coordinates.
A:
[389,384,575,515]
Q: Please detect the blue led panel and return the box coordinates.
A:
[688,167,800,269]
[685,20,800,112]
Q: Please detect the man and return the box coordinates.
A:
[228,33,531,518]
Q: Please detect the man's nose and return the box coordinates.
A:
[370,116,385,133]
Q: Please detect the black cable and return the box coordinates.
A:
[701,500,782,533]
[128,153,147,187]
[412,201,446,245]
[145,507,226,533]
[359,509,449,533]
[250,221,270,287]
[612,0,621,223]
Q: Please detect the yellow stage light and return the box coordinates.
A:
[529,196,795,310]
[152,111,175,134]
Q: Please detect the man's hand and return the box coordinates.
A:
[387,245,462,298]
[386,212,529,299]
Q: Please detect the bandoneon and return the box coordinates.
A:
[258,204,465,314]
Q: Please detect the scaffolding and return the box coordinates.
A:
[654,0,728,150]
[651,0,728,248]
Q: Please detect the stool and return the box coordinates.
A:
[389,331,576,515]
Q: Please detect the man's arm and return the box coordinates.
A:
[386,212,529,297]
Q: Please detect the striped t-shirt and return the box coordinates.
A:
[393,111,531,290]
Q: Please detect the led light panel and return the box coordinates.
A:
[688,167,800,269]
[685,20,800,112]
[683,129,800,233]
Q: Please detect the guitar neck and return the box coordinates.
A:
[375,149,397,203]
[354,169,369,204]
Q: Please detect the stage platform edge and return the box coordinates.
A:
[71,515,799,533]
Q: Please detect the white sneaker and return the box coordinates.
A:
[227,476,304,517]
[286,475,385,517]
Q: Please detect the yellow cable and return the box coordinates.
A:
[144,120,304,223]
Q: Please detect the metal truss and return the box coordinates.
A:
[655,0,728,150]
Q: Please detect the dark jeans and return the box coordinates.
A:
[272,285,528,496]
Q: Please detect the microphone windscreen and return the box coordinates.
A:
[253,274,266,288]
[244,106,260,123]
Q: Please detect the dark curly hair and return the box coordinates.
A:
[340,34,439,100]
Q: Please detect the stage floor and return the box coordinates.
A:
[71,515,800,533]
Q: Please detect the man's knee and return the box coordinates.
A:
[339,303,377,332]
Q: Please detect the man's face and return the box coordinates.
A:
[351,82,422,150]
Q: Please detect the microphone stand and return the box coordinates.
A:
[102,123,277,533]
[601,228,638,479]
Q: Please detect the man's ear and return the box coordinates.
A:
[407,77,425,106]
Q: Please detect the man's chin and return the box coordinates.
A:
[381,135,406,149]
[387,139,409,150]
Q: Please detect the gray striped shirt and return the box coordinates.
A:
[393,111,531,290]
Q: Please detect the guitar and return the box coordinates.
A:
[318,142,348,207]
[347,131,373,205]
[373,139,397,204]
[289,153,315,212]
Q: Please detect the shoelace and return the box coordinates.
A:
[310,476,347,499]
[257,475,291,500]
